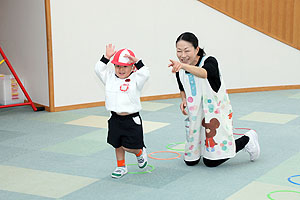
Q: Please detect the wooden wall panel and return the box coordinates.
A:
[256,0,264,30]
[198,0,300,50]
[44,0,55,112]
[286,0,294,43]
[294,0,300,49]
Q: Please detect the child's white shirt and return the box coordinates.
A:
[95,57,150,113]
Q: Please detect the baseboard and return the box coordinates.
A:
[23,101,50,111]
[52,94,180,112]
[31,85,300,112]
[141,93,181,101]
[53,101,105,112]
[227,85,300,93]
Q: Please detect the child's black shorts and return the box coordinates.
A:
[107,111,145,149]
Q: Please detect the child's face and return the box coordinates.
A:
[115,65,133,79]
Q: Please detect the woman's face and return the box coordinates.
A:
[115,65,133,79]
[176,40,199,65]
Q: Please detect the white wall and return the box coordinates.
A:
[0,0,49,106]
[50,0,300,107]
[2,0,298,108]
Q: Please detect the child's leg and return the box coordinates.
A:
[111,147,127,179]
[122,147,140,155]
[118,112,147,168]
[115,147,126,167]
[122,146,148,169]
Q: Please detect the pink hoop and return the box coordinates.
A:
[233,128,256,135]
[148,151,181,160]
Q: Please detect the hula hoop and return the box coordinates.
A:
[267,190,300,200]
[166,142,185,152]
[233,128,253,135]
[127,163,155,174]
[288,175,300,186]
[148,151,181,160]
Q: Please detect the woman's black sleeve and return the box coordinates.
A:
[202,57,219,78]
[202,56,221,92]
[176,72,184,91]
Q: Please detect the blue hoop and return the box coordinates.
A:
[288,175,300,186]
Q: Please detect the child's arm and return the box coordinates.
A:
[94,44,116,84]
[134,60,150,90]
[125,54,150,90]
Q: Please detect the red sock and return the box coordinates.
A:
[117,160,125,167]
[135,149,142,157]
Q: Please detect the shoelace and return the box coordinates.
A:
[115,167,126,173]
[137,157,144,163]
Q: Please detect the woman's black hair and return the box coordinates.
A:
[176,32,205,57]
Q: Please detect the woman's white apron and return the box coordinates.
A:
[179,56,236,161]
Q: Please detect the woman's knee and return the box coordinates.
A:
[184,159,200,166]
[203,161,219,167]
[203,158,224,167]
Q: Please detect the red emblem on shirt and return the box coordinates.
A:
[120,83,129,92]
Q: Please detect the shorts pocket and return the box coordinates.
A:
[132,116,141,125]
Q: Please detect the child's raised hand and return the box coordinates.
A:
[105,44,116,60]
[124,54,138,64]
[168,59,183,73]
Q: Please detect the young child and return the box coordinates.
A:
[95,44,150,178]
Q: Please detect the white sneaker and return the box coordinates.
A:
[111,166,128,179]
[137,147,148,169]
[244,130,260,161]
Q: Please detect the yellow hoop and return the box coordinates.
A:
[0,59,5,65]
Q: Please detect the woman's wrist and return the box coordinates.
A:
[181,63,187,71]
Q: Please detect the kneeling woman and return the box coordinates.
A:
[168,32,260,167]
